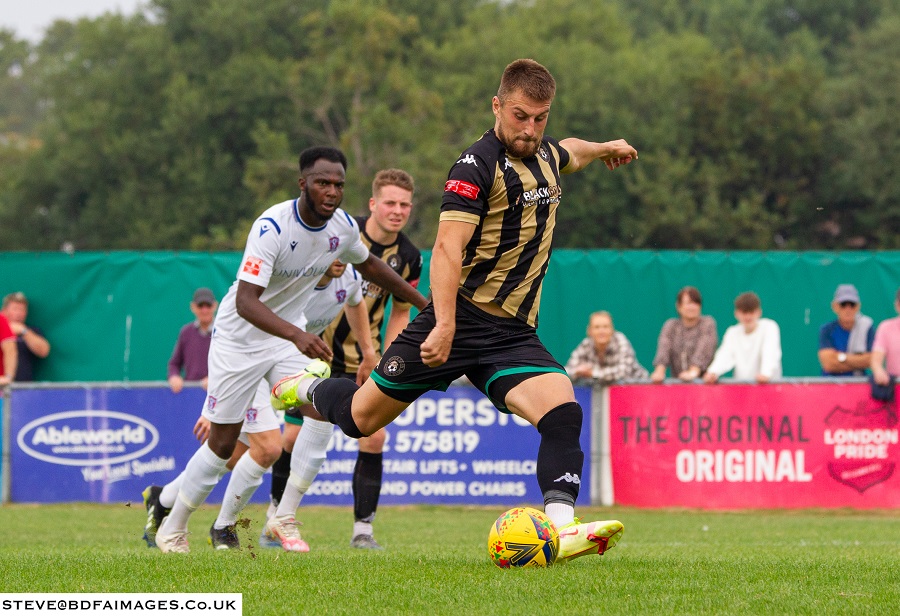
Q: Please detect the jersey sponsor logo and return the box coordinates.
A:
[335,289,347,304]
[383,356,406,377]
[519,185,561,208]
[273,264,329,279]
[242,256,263,276]
[456,154,478,166]
[246,407,258,422]
[290,240,298,251]
[445,180,480,200]
[329,236,340,252]
[553,472,581,485]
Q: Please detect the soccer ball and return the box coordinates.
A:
[487,506,559,568]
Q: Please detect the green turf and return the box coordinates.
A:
[1,504,898,615]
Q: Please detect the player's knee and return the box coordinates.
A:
[536,401,582,435]
[253,441,283,468]
[360,427,387,452]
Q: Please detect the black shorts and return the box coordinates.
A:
[371,295,564,412]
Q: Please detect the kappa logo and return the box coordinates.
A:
[457,154,478,167]
[328,236,340,252]
[290,240,298,251]
[824,400,898,493]
[503,157,513,170]
[335,289,347,304]
[553,472,581,485]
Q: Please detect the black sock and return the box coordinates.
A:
[311,377,366,438]
[270,449,292,506]
[536,402,584,507]
[353,452,383,522]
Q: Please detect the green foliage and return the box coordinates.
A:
[0,0,896,250]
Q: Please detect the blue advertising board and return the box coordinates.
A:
[7,384,591,507]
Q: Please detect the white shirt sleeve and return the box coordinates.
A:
[759,319,783,379]
[236,218,283,288]
[707,326,738,377]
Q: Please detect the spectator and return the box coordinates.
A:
[871,287,900,386]
[0,312,16,387]
[167,287,217,393]
[2,292,50,382]
[704,292,782,383]
[818,284,874,377]
[566,311,648,385]
[650,286,718,382]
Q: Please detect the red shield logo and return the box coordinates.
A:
[824,401,898,493]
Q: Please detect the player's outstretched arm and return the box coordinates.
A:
[559,138,638,173]
[355,256,428,311]
[234,280,332,360]
[344,300,378,385]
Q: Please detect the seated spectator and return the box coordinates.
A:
[2,292,51,382]
[704,292,782,383]
[871,287,900,386]
[651,286,718,382]
[167,287,217,393]
[818,284,874,377]
[566,311,648,385]
[0,312,16,387]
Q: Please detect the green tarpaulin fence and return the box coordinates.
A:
[1,251,897,381]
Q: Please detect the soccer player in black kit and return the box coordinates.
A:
[273,59,638,562]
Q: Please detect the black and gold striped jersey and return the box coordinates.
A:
[440,129,571,327]
[322,215,423,374]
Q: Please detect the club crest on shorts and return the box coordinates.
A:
[246,407,258,422]
[383,356,406,377]
[328,236,340,252]
[206,395,217,412]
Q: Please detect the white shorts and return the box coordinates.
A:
[201,338,312,428]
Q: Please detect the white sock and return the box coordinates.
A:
[162,442,229,534]
[353,520,374,538]
[266,498,277,520]
[544,502,575,528]
[214,453,268,529]
[159,471,184,509]
[275,419,333,519]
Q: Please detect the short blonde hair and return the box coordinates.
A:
[372,169,414,197]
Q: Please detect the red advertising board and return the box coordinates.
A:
[609,382,900,508]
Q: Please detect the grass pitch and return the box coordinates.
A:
[1,504,898,615]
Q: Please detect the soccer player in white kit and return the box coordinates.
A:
[151,147,427,554]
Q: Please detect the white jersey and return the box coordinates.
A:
[304,266,364,336]
[213,199,369,351]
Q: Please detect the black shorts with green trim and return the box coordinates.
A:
[371,295,565,412]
